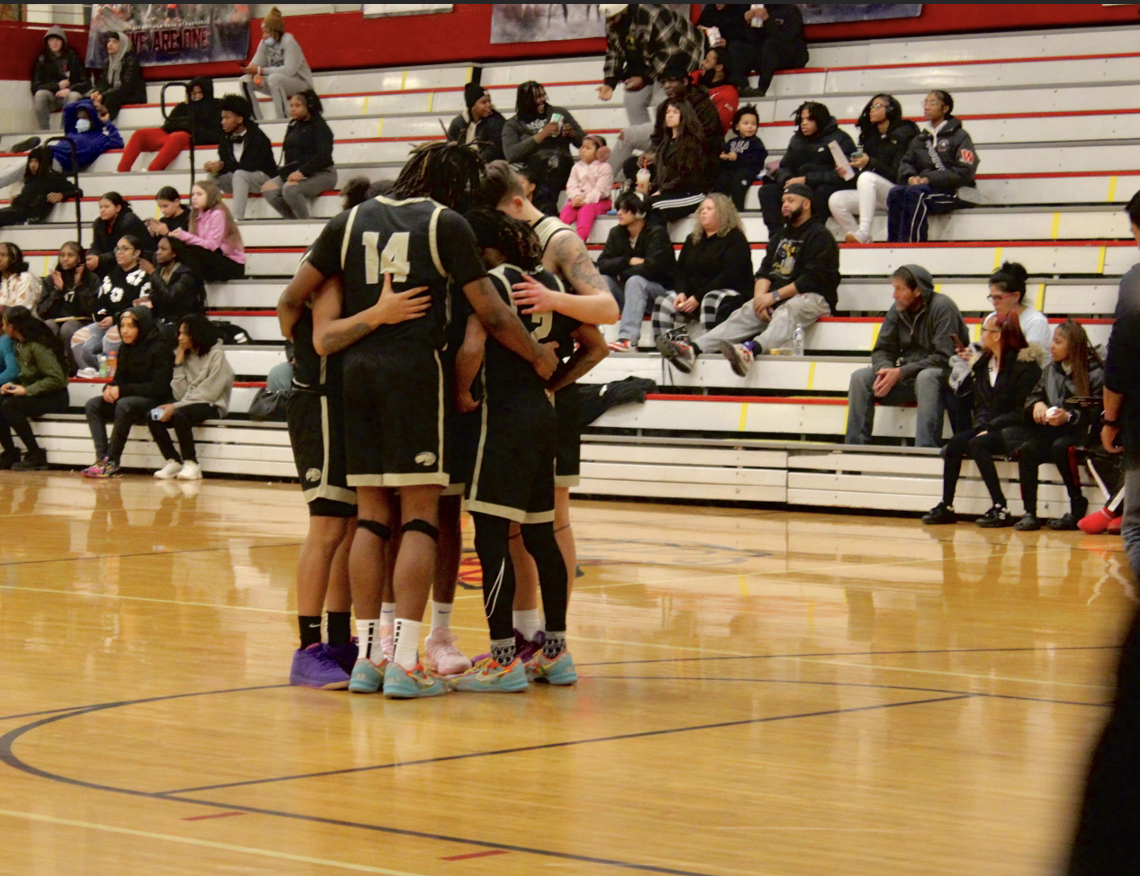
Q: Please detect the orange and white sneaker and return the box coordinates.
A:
[524,649,578,685]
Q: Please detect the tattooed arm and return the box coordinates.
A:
[312,272,431,356]
[512,231,619,325]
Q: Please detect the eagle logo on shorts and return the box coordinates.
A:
[305,467,322,482]
[414,452,437,467]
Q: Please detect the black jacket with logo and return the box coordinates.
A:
[898,115,979,190]
[756,216,840,312]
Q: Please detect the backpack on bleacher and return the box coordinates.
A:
[211,320,250,345]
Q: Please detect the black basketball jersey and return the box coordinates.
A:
[483,264,579,394]
[290,250,341,391]
[306,195,486,350]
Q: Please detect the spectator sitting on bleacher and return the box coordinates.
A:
[696,4,751,64]
[691,47,739,135]
[31,25,90,130]
[733,4,809,99]
[761,101,855,236]
[1014,319,1104,532]
[559,134,613,243]
[447,84,506,166]
[887,90,979,243]
[81,305,173,479]
[73,234,150,373]
[714,104,767,211]
[240,6,314,122]
[599,191,676,347]
[598,4,704,127]
[144,186,189,238]
[0,243,36,310]
[86,192,150,276]
[845,264,968,449]
[666,184,840,376]
[611,60,721,185]
[922,311,1043,528]
[0,312,16,386]
[0,146,77,228]
[502,81,585,216]
[147,236,205,339]
[204,94,276,222]
[117,76,222,173]
[90,30,146,121]
[645,100,718,222]
[829,94,919,244]
[986,261,1051,359]
[650,194,753,367]
[149,314,234,482]
[168,180,246,282]
[35,241,98,356]
[0,101,119,192]
[260,90,336,221]
[0,305,69,472]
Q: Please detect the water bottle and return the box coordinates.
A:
[97,354,107,378]
[792,323,805,357]
[106,350,118,378]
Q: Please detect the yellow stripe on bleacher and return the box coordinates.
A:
[870,323,880,350]
[972,322,981,342]
[362,95,370,114]
[934,283,942,294]
[377,118,384,137]
[400,70,407,90]
[1097,246,1107,274]
[1051,212,1059,240]
[993,246,1002,270]
[1108,175,1117,203]
[465,66,474,84]
[738,403,748,432]
[42,255,51,274]
[1036,283,1046,311]
[426,92,434,112]
[806,361,817,391]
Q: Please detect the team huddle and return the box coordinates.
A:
[276,143,618,697]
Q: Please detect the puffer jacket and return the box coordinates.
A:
[775,118,856,189]
[898,115,979,191]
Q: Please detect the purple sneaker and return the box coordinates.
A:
[473,629,546,664]
[324,640,359,675]
[290,643,350,690]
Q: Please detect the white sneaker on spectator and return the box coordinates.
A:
[76,367,98,379]
[844,230,872,244]
[154,460,182,480]
[177,460,202,480]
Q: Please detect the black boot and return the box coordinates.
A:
[0,448,20,470]
[11,449,48,471]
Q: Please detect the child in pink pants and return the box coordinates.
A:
[559,133,613,242]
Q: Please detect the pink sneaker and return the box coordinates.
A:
[423,627,472,677]
[379,623,395,663]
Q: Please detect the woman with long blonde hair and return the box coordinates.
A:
[167,179,246,281]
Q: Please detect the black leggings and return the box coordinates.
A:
[941,424,1028,507]
[85,395,155,463]
[1016,425,1083,514]
[146,402,218,463]
[172,239,245,283]
[0,389,70,454]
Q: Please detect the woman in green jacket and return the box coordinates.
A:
[0,305,69,471]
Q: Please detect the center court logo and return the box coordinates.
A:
[414,451,437,467]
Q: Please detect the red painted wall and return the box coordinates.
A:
[1,4,1138,84]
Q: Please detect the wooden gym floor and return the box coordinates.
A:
[0,473,1133,876]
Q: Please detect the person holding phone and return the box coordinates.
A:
[501,81,585,216]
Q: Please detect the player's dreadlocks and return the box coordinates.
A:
[391,141,485,213]
[465,207,543,273]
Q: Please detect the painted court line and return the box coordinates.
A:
[182,811,245,821]
[0,584,293,615]
[440,850,510,861]
[796,657,1108,690]
[0,808,430,876]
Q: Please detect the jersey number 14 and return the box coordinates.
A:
[362,231,411,284]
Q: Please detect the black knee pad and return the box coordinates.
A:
[358,518,392,540]
[402,518,440,542]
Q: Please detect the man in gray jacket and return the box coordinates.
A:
[845,264,968,448]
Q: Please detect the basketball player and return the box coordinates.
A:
[447,207,584,691]
[478,161,612,651]
[308,142,558,698]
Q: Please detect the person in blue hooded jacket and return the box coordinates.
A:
[0,99,122,192]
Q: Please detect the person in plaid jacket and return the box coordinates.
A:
[598,4,705,127]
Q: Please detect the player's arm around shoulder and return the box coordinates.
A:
[549,323,609,394]
[511,232,618,325]
[463,275,557,380]
[312,272,430,356]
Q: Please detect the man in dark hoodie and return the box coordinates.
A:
[887,90,980,242]
[204,94,277,221]
[31,25,90,130]
[81,305,174,479]
[844,264,969,448]
[501,81,585,216]
[658,184,839,375]
[117,76,222,172]
[447,83,505,165]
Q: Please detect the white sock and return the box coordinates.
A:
[514,608,543,641]
[431,600,453,632]
[355,619,379,663]
[392,618,422,671]
[380,602,396,629]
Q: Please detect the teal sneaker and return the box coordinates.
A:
[382,661,448,698]
[525,650,578,685]
[347,658,386,694]
[448,657,529,693]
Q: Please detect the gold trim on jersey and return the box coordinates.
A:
[464,499,555,525]
[531,215,575,255]
[300,394,358,506]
